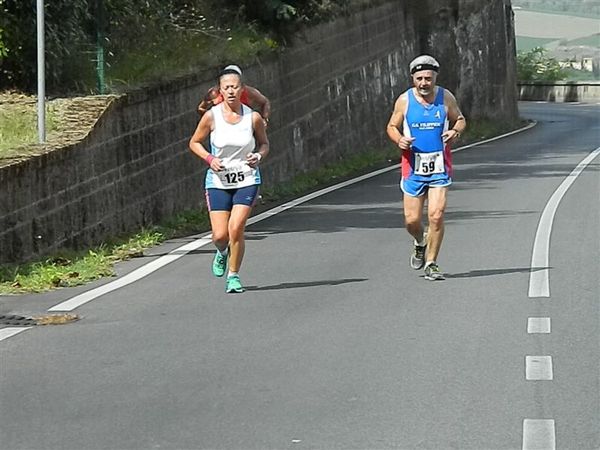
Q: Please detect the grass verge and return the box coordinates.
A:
[0,97,59,154]
[0,118,525,295]
[0,210,210,294]
[104,27,276,93]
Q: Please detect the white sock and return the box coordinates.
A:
[415,237,426,247]
[218,247,228,256]
[227,271,238,278]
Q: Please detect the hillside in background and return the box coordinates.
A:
[512,0,600,18]
[512,4,600,80]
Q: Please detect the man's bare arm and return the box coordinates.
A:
[245,85,271,122]
[442,90,466,143]
[197,86,220,117]
[387,94,414,150]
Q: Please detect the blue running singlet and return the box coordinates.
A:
[400,87,453,196]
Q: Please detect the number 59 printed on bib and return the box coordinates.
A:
[414,151,444,175]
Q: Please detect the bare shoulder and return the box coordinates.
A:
[251,110,264,125]
[443,88,458,104]
[200,107,215,129]
[395,91,409,110]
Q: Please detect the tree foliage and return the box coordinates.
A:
[0,27,7,58]
[516,47,566,82]
[0,0,92,91]
[0,0,363,93]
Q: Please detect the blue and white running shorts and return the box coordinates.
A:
[400,177,452,197]
[205,185,260,212]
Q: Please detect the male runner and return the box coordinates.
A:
[386,55,466,280]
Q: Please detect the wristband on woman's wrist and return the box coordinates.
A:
[205,154,215,165]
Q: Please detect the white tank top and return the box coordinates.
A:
[205,103,261,189]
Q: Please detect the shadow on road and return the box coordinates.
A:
[245,277,368,291]
[446,266,551,279]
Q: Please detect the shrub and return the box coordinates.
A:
[516,47,566,82]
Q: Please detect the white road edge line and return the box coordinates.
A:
[528,146,600,298]
[0,327,33,342]
[48,122,537,312]
[522,419,555,450]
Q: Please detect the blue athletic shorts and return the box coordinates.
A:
[400,177,452,197]
[205,185,260,212]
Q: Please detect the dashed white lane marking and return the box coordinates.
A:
[522,419,556,450]
[528,146,600,297]
[0,327,32,342]
[527,317,551,334]
[46,122,538,313]
[526,356,554,381]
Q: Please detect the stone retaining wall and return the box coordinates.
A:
[0,0,519,264]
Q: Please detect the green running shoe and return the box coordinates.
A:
[212,250,228,277]
[424,262,445,281]
[225,275,244,293]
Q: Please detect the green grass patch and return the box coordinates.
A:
[562,68,600,81]
[460,118,525,142]
[0,101,59,155]
[261,148,397,203]
[516,7,600,20]
[102,26,275,93]
[565,33,600,47]
[0,118,523,294]
[516,36,559,52]
[0,209,210,294]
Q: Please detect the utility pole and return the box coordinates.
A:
[36,0,45,143]
[96,0,106,94]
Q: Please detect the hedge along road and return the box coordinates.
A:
[0,102,598,450]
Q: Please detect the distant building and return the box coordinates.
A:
[552,46,599,72]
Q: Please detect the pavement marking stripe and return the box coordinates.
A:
[0,327,32,342]
[522,419,555,450]
[47,122,537,312]
[48,237,213,312]
[527,317,551,334]
[526,356,554,381]
[529,146,600,298]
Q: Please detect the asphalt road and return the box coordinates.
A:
[0,102,598,450]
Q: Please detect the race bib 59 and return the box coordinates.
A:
[414,151,444,175]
